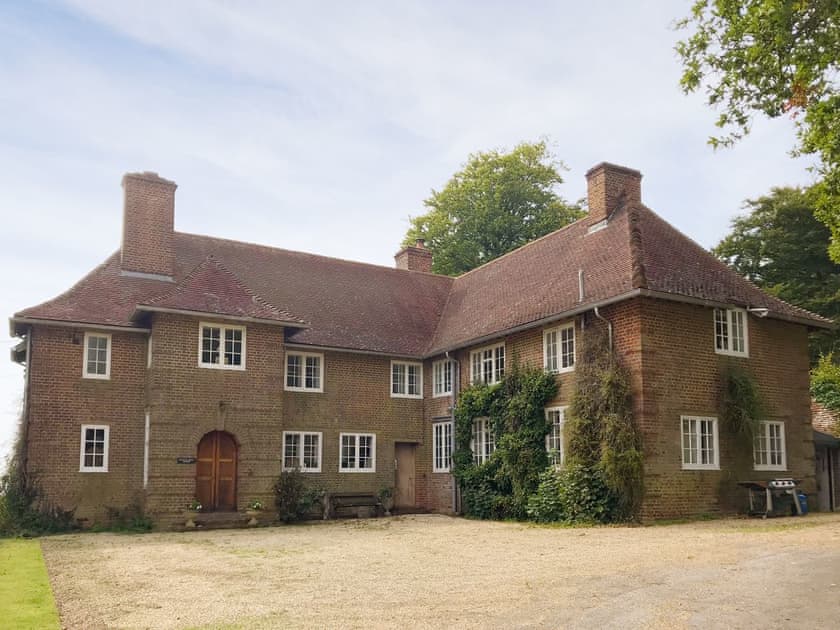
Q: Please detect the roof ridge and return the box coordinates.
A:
[174,231,454,284]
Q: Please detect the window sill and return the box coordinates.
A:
[432,392,452,399]
[339,468,376,473]
[82,373,111,381]
[681,464,720,471]
[432,468,451,474]
[754,465,787,472]
[198,363,246,371]
[79,468,109,473]
[284,386,324,393]
[282,467,321,473]
[714,349,749,358]
[391,393,423,400]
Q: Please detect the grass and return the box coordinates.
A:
[0,538,60,629]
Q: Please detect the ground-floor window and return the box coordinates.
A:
[433,421,453,472]
[545,407,566,467]
[754,421,786,471]
[79,424,109,472]
[471,417,495,465]
[339,433,376,472]
[681,415,719,470]
[282,431,322,472]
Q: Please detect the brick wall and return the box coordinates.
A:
[121,172,175,277]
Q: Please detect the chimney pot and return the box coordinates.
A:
[121,171,177,278]
[585,162,642,224]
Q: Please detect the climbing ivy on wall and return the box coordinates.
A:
[564,326,644,521]
[452,363,558,520]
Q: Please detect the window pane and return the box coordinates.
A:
[358,436,373,469]
[714,309,728,352]
[495,346,505,382]
[284,433,300,469]
[341,435,356,469]
[561,327,575,369]
[224,328,242,366]
[287,355,301,387]
[545,331,558,372]
[303,434,319,469]
[305,356,320,389]
[408,365,419,395]
[392,364,405,394]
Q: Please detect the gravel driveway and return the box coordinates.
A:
[42,513,840,629]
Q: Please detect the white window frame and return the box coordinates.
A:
[198,322,246,370]
[391,361,423,399]
[282,431,323,472]
[339,433,376,472]
[82,332,112,380]
[471,417,496,465]
[544,323,575,374]
[79,424,110,473]
[545,406,567,467]
[284,352,324,392]
[754,421,787,471]
[432,359,453,398]
[432,421,453,473]
[680,415,720,470]
[470,343,506,385]
[714,308,749,357]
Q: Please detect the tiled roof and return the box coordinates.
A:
[14,201,831,357]
[812,400,840,438]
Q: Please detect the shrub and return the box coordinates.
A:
[273,469,324,523]
[526,464,615,524]
[811,354,840,416]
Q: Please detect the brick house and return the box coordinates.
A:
[10,163,830,525]
[811,401,839,512]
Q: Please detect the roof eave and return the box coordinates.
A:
[132,305,310,329]
[9,316,150,336]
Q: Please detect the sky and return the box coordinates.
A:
[0,0,818,462]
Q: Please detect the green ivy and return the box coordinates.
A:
[720,364,765,443]
[452,363,558,520]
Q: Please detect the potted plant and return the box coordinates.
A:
[184,499,202,528]
[378,487,395,516]
[245,499,263,526]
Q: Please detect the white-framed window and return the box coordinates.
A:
[545,406,567,467]
[433,360,453,397]
[198,323,246,369]
[339,433,376,472]
[282,431,322,472]
[754,421,786,471]
[471,417,495,465]
[433,421,453,472]
[681,415,719,470]
[79,424,109,472]
[714,308,748,357]
[83,332,111,379]
[470,343,505,385]
[391,361,423,398]
[285,352,324,392]
[544,324,575,373]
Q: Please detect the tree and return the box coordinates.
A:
[713,187,840,359]
[676,1,840,258]
[404,141,583,276]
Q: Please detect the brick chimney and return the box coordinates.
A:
[394,239,433,273]
[585,162,642,224]
[121,172,177,278]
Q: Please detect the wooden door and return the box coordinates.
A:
[394,443,416,509]
[196,431,238,511]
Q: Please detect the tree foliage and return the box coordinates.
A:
[676,1,840,258]
[712,187,840,358]
[404,141,584,276]
[811,354,840,415]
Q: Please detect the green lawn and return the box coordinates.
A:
[0,538,60,629]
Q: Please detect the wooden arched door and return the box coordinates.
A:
[196,431,237,511]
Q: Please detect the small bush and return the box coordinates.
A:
[527,464,615,524]
[273,469,324,523]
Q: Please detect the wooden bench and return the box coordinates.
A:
[324,492,381,519]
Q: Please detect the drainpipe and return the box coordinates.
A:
[446,351,460,514]
[19,329,33,473]
[593,306,613,351]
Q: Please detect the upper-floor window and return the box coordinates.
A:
[714,308,748,357]
[471,417,495,465]
[545,407,567,467]
[470,343,505,385]
[391,361,422,398]
[544,324,575,373]
[681,415,719,470]
[754,421,786,471]
[433,421,453,472]
[282,431,322,472]
[285,352,323,392]
[79,424,109,472]
[433,360,453,397]
[83,332,111,380]
[199,323,245,369]
[339,433,376,472]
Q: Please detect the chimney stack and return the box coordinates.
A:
[394,239,433,273]
[585,162,642,224]
[121,172,176,279]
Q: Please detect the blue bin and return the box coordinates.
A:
[797,492,809,515]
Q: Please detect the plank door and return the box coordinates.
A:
[394,443,416,509]
[196,431,238,511]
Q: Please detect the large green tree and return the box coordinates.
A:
[676,1,840,258]
[713,186,840,358]
[404,141,583,276]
